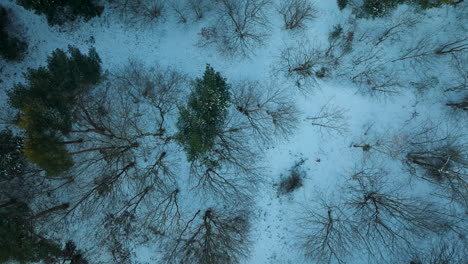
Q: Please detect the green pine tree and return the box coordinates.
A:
[0,202,62,263]
[0,6,27,61]
[17,0,104,26]
[176,65,231,162]
[8,46,102,176]
[337,0,348,10]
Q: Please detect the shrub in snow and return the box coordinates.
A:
[277,158,306,195]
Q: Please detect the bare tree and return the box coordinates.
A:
[279,0,317,30]
[297,198,357,264]
[56,61,186,225]
[231,80,300,143]
[110,0,166,25]
[171,0,212,23]
[276,40,326,91]
[406,143,468,206]
[306,99,348,136]
[446,95,468,111]
[404,236,467,264]
[343,166,454,258]
[165,207,251,264]
[198,0,272,57]
[187,124,261,202]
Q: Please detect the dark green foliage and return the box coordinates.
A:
[0,130,26,180]
[0,6,27,61]
[23,133,74,178]
[8,46,101,176]
[17,0,104,26]
[361,0,453,17]
[61,240,89,264]
[176,65,231,162]
[337,0,348,10]
[362,0,403,17]
[0,202,62,263]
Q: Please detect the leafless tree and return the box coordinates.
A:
[404,236,467,264]
[276,40,326,91]
[343,165,455,258]
[406,142,468,206]
[297,198,357,264]
[446,95,468,111]
[231,80,300,143]
[56,61,186,225]
[110,0,166,25]
[165,207,252,264]
[278,0,317,30]
[306,99,348,136]
[198,0,272,57]
[187,122,262,202]
[171,0,212,23]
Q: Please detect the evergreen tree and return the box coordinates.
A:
[176,65,231,162]
[337,0,348,10]
[17,0,104,26]
[0,6,27,61]
[8,46,102,176]
[0,130,26,180]
[0,202,62,263]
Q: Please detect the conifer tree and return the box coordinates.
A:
[0,130,26,180]
[0,202,62,263]
[0,6,27,61]
[8,46,102,176]
[17,0,104,26]
[176,65,231,162]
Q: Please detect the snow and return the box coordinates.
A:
[1,0,466,263]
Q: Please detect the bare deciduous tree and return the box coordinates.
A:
[110,0,166,25]
[306,100,348,136]
[279,0,317,30]
[297,199,356,264]
[276,41,326,90]
[165,207,251,264]
[344,166,454,258]
[232,80,300,143]
[198,0,272,57]
[406,143,468,206]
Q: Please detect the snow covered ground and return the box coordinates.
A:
[1,0,466,263]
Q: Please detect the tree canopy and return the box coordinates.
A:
[8,46,102,176]
[176,65,231,162]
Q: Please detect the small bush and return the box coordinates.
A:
[278,158,306,195]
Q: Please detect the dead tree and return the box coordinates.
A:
[165,207,251,264]
[279,0,317,30]
[198,0,272,57]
